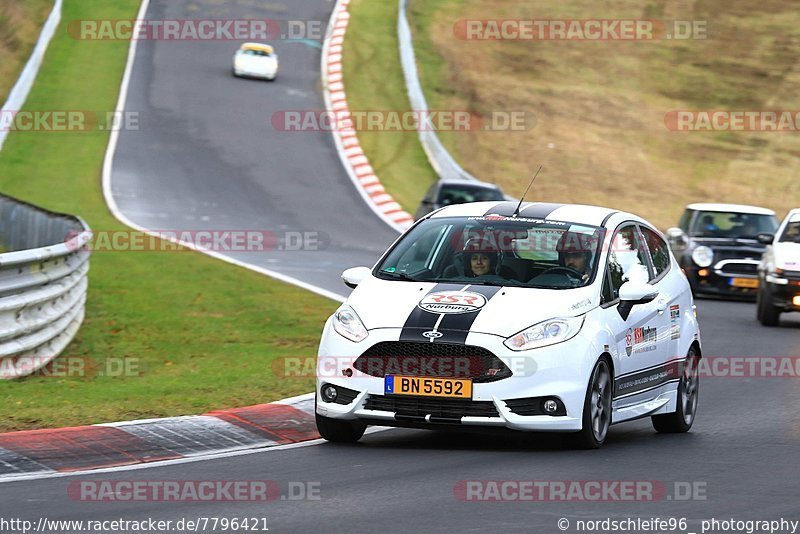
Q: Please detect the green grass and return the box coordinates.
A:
[350,0,800,229]
[420,0,800,227]
[343,0,439,214]
[0,0,337,433]
[0,0,55,100]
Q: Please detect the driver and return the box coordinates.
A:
[556,232,594,282]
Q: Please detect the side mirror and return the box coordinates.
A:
[757,233,775,245]
[666,227,688,248]
[617,282,659,321]
[342,266,371,289]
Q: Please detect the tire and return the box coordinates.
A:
[756,287,780,327]
[574,358,613,449]
[315,401,366,443]
[652,348,699,433]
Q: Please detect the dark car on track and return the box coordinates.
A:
[414,179,505,220]
[666,203,779,299]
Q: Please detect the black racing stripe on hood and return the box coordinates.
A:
[519,202,566,219]
[399,283,464,341]
[399,284,503,344]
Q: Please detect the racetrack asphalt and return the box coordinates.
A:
[4,0,798,531]
[2,300,798,531]
[108,0,400,296]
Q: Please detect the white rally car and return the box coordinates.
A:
[232,43,278,80]
[757,208,800,326]
[316,202,702,448]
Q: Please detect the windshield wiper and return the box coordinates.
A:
[378,270,420,282]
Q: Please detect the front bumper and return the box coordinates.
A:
[315,323,597,432]
[233,66,277,79]
[761,272,800,311]
[685,265,760,299]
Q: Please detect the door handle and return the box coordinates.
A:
[656,299,667,313]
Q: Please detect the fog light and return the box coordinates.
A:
[793,296,800,307]
[698,269,709,277]
[321,384,338,402]
[543,399,559,414]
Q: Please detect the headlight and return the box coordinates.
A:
[332,305,368,342]
[504,316,585,351]
[766,268,789,285]
[691,246,714,267]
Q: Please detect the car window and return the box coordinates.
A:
[779,219,800,243]
[639,226,671,277]
[689,211,778,238]
[437,185,504,205]
[678,210,692,232]
[242,49,272,57]
[376,216,603,289]
[606,224,651,300]
[391,224,449,273]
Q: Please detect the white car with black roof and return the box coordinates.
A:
[316,201,702,448]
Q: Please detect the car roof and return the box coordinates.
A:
[430,201,625,227]
[686,203,776,215]
[240,42,274,53]
[437,179,502,191]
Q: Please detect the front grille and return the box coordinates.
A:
[364,395,500,418]
[717,262,758,276]
[353,342,511,383]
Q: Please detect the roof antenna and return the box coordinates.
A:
[512,165,542,217]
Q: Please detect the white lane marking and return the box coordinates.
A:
[100,0,347,303]
[0,426,393,484]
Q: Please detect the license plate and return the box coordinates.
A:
[385,376,472,399]
[730,277,759,288]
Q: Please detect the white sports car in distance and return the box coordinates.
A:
[232,43,278,80]
[316,201,702,448]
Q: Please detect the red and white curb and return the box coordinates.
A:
[322,0,415,233]
[0,394,320,480]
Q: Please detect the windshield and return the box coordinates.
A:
[241,49,272,57]
[689,211,778,239]
[779,216,800,243]
[375,216,604,289]
[437,185,505,205]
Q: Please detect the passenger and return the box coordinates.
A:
[443,238,501,278]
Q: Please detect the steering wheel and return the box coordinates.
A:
[540,266,584,279]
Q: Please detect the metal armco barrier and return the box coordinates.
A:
[0,194,91,379]
[397,0,478,183]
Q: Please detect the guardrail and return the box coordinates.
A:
[0,194,91,379]
[397,0,479,184]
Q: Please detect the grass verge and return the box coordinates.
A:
[344,0,439,215]
[0,0,55,100]
[0,0,336,432]
[407,0,800,228]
